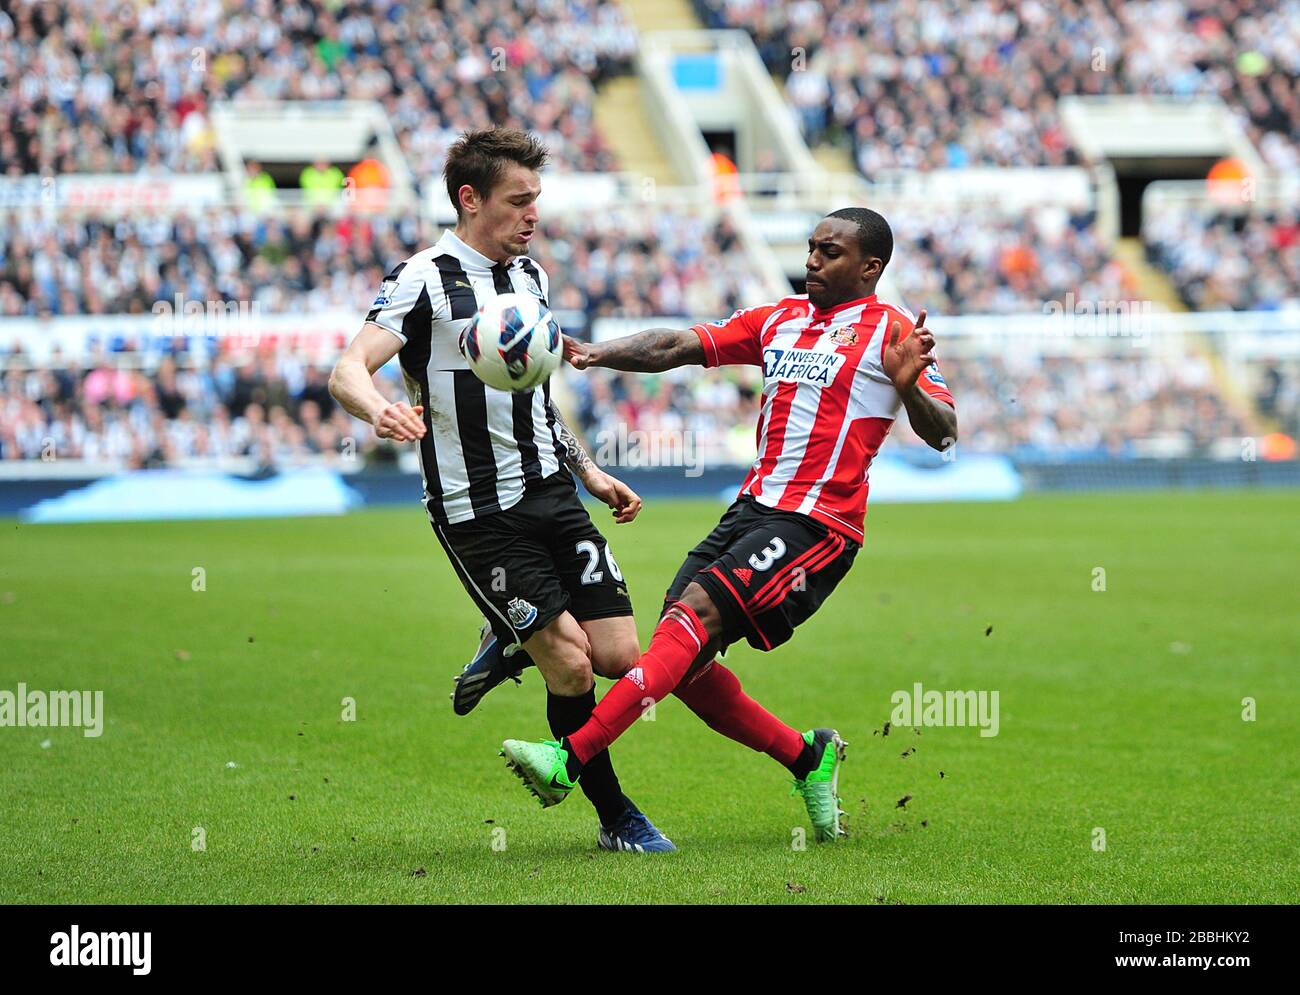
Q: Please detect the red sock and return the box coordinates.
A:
[566,603,708,764]
[673,660,804,768]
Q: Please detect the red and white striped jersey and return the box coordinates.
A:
[691,293,955,543]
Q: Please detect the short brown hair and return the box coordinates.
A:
[443,128,549,218]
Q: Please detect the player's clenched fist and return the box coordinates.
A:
[882,307,937,391]
[373,401,426,442]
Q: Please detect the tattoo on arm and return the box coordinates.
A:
[901,385,958,453]
[589,328,705,372]
[548,399,596,478]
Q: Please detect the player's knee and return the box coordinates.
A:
[543,646,593,695]
[591,638,640,680]
[678,582,723,638]
[524,615,593,695]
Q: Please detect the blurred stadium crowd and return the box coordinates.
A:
[0,350,400,465]
[2,196,1140,319]
[1,0,635,179]
[695,0,1300,175]
[890,207,1136,315]
[572,349,1284,463]
[5,350,1289,465]
[0,0,1296,468]
[1144,203,1300,311]
[0,208,756,318]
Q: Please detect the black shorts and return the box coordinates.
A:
[663,496,859,652]
[432,471,633,646]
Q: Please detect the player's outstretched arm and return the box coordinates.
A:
[548,399,641,524]
[329,322,426,442]
[563,329,704,373]
[882,309,958,452]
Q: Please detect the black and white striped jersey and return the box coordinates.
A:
[366,229,568,525]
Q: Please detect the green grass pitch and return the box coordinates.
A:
[1,490,1296,903]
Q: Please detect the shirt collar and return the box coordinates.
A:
[810,293,877,321]
[440,229,511,270]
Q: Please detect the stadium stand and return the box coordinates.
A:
[691,0,1300,175]
[1144,201,1300,311]
[885,351,1252,457]
[524,209,766,319]
[0,339,1257,467]
[1251,358,1300,437]
[0,349,403,465]
[0,0,1294,482]
[0,202,770,466]
[0,206,756,318]
[0,0,637,179]
[0,208,434,317]
[889,207,1138,315]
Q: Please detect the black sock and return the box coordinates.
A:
[547,689,625,828]
[788,740,818,780]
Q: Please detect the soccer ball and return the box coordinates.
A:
[460,292,563,393]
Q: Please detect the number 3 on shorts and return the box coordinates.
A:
[748,536,787,572]
[577,540,624,584]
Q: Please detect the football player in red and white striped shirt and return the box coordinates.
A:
[500,208,958,842]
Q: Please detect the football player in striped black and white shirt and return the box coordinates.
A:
[329,129,673,852]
